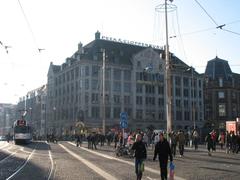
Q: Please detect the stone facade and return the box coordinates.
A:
[17,85,47,137]
[46,32,204,135]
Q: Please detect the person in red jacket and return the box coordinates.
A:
[153,132,173,180]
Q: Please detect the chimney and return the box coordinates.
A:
[95,31,101,40]
[78,42,83,54]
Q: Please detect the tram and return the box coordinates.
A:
[13,119,32,144]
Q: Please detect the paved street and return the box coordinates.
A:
[0,141,239,180]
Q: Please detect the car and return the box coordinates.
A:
[0,136,7,141]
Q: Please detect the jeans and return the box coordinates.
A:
[135,158,144,179]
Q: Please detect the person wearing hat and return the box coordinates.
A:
[153,132,173,180]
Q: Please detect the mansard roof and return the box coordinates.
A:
[205,56,233,80]
[82,38,163,65]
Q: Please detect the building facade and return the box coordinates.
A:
[0,103,17,136]
[204,56,240,130]
[17,85,47,138]
[46,31,204,135]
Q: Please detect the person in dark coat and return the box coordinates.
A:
[131,134,147,180]
[205,133,213,156]
[153,132,173,180]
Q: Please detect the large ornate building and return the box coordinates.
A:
[204,56,240,130]
[46,31,204,135]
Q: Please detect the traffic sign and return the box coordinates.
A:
[120,112,128,129]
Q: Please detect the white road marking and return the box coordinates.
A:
[0,142,10,150]
[68,141,186,180]
[47,150,54,180]
[59,143,118,180]
[6,148,35,180]
[0,150,18,164]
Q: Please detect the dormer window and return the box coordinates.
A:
[137,61,141,67]
[219,77,223,87]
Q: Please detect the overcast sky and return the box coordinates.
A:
[0,0,239,104]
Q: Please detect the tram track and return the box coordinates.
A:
[0,142,37,179]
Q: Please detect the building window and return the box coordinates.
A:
[136,109,143,119]
[124,70,131,81]
[92,80,100,90]
[159,111,164,120]
[113,69,121,80]
[232,92,236,99]
[219,77,223,87]
[85,79,89,90]
[71,69,74,80]
[124,96,131,105]
[92,66,100,77]
[114,95,120,104]
[158,98,164,107]
[175,88,181,97]
[218,91,224,99]
[145,85,155,94]
[136,84,142,93]
[175,76,181,86]
[106,107,111,118]
[158,86,164,95]
[183,89,189,97]
[91,93,99,104]
[176,99,181,108]
[176,111,182,121]
[124,82,131,92]
[85,93,89,104]
[92,107,100,118]
[146,110,155,119]
[113,82,121,92]
[184,100,189,108]
[218,104,226,117]
[136,96,142,105]
[84,66,88,76]
[183,77,189,87]
[114,107,121,118]
[75,67,79,78]
[184,111,190,121]
[105,68,111,79]
[124,108,132,118]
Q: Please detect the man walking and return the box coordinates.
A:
[153,132,173,180]
[131,134,147,180]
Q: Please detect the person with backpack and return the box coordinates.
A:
[131,134,147,180]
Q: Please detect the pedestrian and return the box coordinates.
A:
[131,134,147,180]
[192,130,199,150]
[205,133,213,156]
[218,132,225,149]
[169,131,177,157]
[177,130,185,157]
[153,132,173,180]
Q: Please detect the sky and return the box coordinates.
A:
[0,0,239,104]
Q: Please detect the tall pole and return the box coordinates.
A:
[191,67,196,130]
[102,49,106,135]
[165,0,172,134]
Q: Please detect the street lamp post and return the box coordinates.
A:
[164,0,172,135]
[191,67,196,130]
[102,49,106,135]
[155,0,176,135]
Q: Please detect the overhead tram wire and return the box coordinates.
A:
[194,0,218,26]
[17,0,41,52]
[170,19,240,38]
[194,0,240,37]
